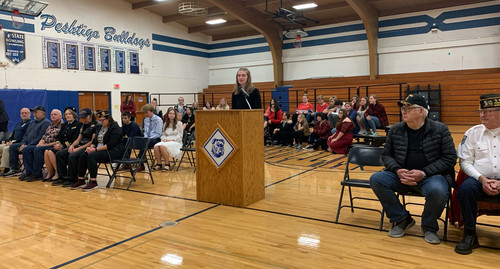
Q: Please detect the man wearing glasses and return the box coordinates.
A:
[370,94,456,245]
[455,93,500,254]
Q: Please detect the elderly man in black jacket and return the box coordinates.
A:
[370,94,456,245]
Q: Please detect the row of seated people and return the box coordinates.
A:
[264,94,389,154]
[0,105,189,191]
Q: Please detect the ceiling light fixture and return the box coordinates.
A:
[292,3,318,10]
[206,18,226,25]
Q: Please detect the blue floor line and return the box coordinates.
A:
[50,204,220,268]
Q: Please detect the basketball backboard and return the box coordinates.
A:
[0,0,48,17]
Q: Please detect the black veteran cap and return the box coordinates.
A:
[398,94,428,109]
[479,93,500,109]
[30,105,46,112]
[96,110,111,118]
[79,108,92,118]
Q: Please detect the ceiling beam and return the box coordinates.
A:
[188,20,246,33]
[346,0,378,80]
[207,0,283,87]
[132,0,166,10]
[163,7,225,23]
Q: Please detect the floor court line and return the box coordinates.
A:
[50,204,220,268]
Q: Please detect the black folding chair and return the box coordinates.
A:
[106,137,154,189]
[176,136,195,173]
[335,146,385,230]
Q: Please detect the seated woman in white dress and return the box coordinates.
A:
[153,107,183,171]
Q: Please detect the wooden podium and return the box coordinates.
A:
[196,109,264,207]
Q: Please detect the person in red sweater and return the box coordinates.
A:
[295,95,314,123]
[361,94,389,136]
[314,95,329,121]
[267,103,283,135]
[120,95,136,121]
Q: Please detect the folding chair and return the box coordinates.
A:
[106,137,154,189]
[335,146,385,230]
[176,136,195,173]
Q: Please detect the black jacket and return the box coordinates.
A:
[57,120,82,148]
[92,121,123,150]
[232,88,262,109]
[382,118,457,183]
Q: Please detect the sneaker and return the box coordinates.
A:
[388,216,415,238]
[62,180,75,187]
[304,145,314,150]
[51,179,64,186]
[27,174,44,182]
[423,230,441,244]
[4,168,20,177]
[371,132,378,137]
[19,173,31,181]
[82,180,99,191]
[70,180,86,190]
[0,168,9,176]
[455,234,479,255]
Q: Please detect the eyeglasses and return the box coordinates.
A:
[477,109,500,114]
[400,106,421,112]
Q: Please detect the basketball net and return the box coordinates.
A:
[294,34,302,48]
[11,10,25,30]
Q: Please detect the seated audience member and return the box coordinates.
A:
[176,111,183,122]
[343,102,358,134]
[362,94,389,136]
[192,101,199,112]
[0,108,31,176]
[455,93,500,255]
[356,97,369,134]
[174,97,187,115]
[314,95,329,121]
[0,98,7,133]
[43,107,81,181]
[327,99,344,129]
[153,108,183,171]
[4,106,51,177]
[182,107,195,146]
[121,112,142,139]
[305,112,331,150]
[54,108,98,187]
[293,113,310,148]
[295,95,314,123]
[20,108,62,181]
[267,103,283,135]
[369,94,456,245]
[70,110,123,191]
[203,101,215,110]
[151,98,163,119]
[272,111,294,146]
[264,99,278,121]
[351,95,360,110]
[142,104,162,148]
[216,97,230,110]
[327,109,354,154]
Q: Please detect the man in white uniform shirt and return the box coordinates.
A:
[455,93,500,255]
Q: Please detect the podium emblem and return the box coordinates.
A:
[203,128,236,169]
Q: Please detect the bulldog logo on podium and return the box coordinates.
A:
[203,128,235,169]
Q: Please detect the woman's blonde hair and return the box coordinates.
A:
[233,67,255,95]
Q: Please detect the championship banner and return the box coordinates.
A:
[5,31,26,64]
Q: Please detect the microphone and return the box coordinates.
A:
[239,86,250,98]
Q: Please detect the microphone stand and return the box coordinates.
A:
[240,86,252,109]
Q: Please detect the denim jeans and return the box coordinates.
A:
[370,170,449,232]
[362,115,381,133]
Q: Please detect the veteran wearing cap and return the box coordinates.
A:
[455,93,500,255]
[370,94,456,245]
[4,106,51,177]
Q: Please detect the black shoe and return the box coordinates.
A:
[0,168,10,176]
[19,173,31,181]
[51,179,64,186]
[62,180,75,187]
[27,174,44,182]
[455,234,479,255]
[42,174,53,182]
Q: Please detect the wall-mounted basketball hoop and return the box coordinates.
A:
[0,0,48,17]
[285,29,308,48]
[11,9,25,29]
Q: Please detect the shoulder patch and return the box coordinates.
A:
[461,135,467,145]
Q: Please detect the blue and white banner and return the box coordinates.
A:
[62,40,79,70]
[80,43,96,71]
[42,37,61,68]
[5,31,25,64]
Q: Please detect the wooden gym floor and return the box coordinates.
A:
[0,125,498,268]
